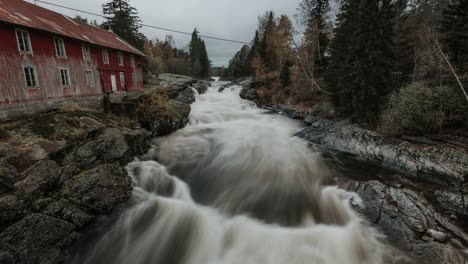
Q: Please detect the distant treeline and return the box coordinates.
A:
[225,0,468,136]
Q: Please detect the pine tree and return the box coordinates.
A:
[440,0,468,73]
[102,0,145,51]
[327,0,397,122]
[280,61,291,86]
[189,29,211,78]
[326,0,361,114]
[297,0,331,74]
[247,30,261,75]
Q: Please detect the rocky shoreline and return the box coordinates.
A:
[238,80,468,264]
[0,78,208,264]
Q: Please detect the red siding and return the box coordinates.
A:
[0,22,144,106]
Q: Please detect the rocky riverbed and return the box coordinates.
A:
[0,78,209,264]
[239,79,468,264]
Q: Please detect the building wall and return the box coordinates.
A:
[0,23,144,107]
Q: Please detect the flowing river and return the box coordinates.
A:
[69,81,411,264]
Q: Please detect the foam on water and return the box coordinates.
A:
[70,81,413,264]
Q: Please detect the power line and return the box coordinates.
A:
[34,0,250,45]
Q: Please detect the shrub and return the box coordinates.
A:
[380,82,446,136]
[136,92,171,122]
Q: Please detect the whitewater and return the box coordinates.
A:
[69,81,413,264]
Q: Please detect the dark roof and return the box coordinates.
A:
[0,0,145,56]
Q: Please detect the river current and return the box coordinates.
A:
[69,81,409,264]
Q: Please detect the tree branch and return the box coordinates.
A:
[434,39,468,104]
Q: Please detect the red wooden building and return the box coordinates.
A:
[0,0,145,108]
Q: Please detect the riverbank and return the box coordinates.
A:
[238,79,468,263]
[0,78,208,263]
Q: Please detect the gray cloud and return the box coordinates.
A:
[28,0,301,66]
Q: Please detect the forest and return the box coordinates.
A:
[225,0,468,137]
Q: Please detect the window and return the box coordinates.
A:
[86,70,94,87]
[132,73,136,85]
[82,44,91,61]
[120,72,125,86]
[130,55,135,68]
[16,29,32,53]
[54,38,66,58]
[102,48,109,64]
[117,52,123,66]
[23,66,38,87]
[60,68,71,86]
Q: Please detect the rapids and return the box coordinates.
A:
[69,81,412,264]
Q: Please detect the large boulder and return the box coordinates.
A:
[0,214,79,264]
[16,160,61,196]
[59,163,132,214]
[353,181,467,264]
[297,119,468,187]
[143,99,191,137]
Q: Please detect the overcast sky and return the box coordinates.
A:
[26,0,302,66]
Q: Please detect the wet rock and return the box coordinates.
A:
[0,213,79,264]
[174,87,196,104]
[352,181,467,264]
[16,160,61,196]
[60,163,132,214]
[297,119,467,187]
[240,88,258,101]
[194,83,208,94]
[434,191,467,217]
[272,104,304,119]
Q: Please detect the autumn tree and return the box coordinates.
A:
[144,36,191,76]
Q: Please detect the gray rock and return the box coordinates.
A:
[0,213,79,264]
[62,128,133,176]
[297,118,467,187]
[194,83,208,94]
[435,191,467,217]
[427,229,448,242]
[352,181,467,264]
[16,160,61,196]
[44,199,94,228]
[175,87,196,104]
[0,195,24,229]
[60,163,132,214]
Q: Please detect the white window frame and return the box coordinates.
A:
[54,37,67,58]
[86,70,94,87]
[119,72,126,87]
[16,29,33,54]
[102,48,109,64]
[117,52,124,66]
[22,65,38,87]
[130,55,135,68]
[59,68,71,86]
[132,73,136,85]
[82,44,91,61]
